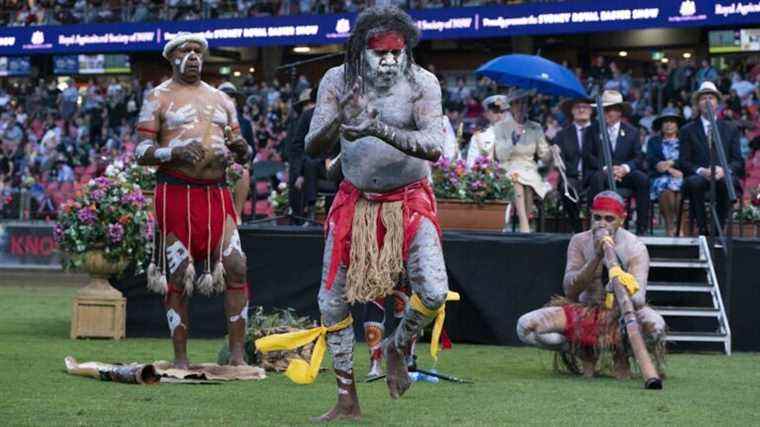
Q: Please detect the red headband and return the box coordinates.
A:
[367,32,406,51]
[592,195,626,217]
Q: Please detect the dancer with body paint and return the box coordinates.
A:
[305,6,449,421]
[135,35,253,369]
[516,191,667,379]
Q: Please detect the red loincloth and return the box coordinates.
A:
[325,179,440,290]
[562,304,603,349]
[154,169,237,261]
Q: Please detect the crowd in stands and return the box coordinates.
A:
[0,0,556,26]
[1,54,760,235]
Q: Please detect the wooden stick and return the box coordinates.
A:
[602,242,663,390]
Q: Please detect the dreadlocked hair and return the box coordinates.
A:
[344,6,420,93]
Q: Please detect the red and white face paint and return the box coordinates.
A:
[364,31,407,88]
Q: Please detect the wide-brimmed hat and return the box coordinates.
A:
[296,88,313,104]
[653,107,684,131]
[482,95,508,112]
[162,34,208,60]
[218,82,237,95]
[692,81,722,103]
[591,90,630,114]
[560,97,594,119]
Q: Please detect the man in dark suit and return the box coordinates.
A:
[584,90,649,234]
[679,81,744,235]
[553,97,593,232]
[287,89,315,224]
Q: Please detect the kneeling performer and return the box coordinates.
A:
[517,191,666,379]
[306,6,449,421]
[136,35,253,369]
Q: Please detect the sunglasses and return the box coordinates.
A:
[592,214,617,222]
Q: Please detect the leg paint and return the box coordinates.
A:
[225,282,249,366]
[165,282,189,369]
[516,308,568,352]
[313,229,361,421]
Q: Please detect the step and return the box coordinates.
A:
[666,331,728,343]
[647,282,712,292]
[650,258,708,269]
[641,237,700,247]
[652,306,720,317]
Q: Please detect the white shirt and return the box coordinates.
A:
[607,121,621,151]
[466,126,495,169]
[604,121,630,173]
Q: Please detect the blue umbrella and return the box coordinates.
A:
[475,54,588,99]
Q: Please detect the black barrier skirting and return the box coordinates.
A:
[116,227,760,351]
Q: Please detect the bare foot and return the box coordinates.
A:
[310,370,361,422]
[383,339,411,400]
[64,356,78,371]
[172,358,190,370]
[228,356,248,367]
[366,359,383,380]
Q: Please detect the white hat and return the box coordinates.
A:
[482,95,508,111]
[591,90,631,114]
[162,34,208,60]
[218,82,237,94]
[692,81,722,103]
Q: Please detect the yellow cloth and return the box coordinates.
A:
[409,291,460,361]
[254,315,353,384]
[604,265,640,309]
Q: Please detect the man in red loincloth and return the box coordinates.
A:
[516,191,666,379]
[135,34,253,369]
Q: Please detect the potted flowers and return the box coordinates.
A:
[432,156,514,230]
[55,175,154,339]
[269,182,290,220]
[732,185,760,237]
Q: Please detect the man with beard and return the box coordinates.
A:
[516,191,666,379]
[135,35,253,369]
[265,6,450,421]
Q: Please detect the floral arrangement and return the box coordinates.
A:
[54,175,154,273]
[226,163,245,188]
[432,156,514,204]
[735,185,760,222]
[105,158,156,192]
[268,182,289,215]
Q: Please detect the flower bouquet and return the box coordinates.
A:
[432,156,514,204]
[105,158,156,193]
[55,175,154,275]
[226,163,245,188]
[268,182,289,216]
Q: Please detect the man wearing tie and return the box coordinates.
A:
[584,90,649,235]
[678,82,744,235]
[553,97,593,232]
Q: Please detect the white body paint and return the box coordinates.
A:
[155,147,173,163]
[136,140,153,159]
[138,99,159,124]
[167,308,185,337]
[165,103,198,130]
[229,303,248,324]
[210,105,228,126]
[223,229,242,257]
[168,137,198,148]
[167,241,190,275]
[364,48,407,88]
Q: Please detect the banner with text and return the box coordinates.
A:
[0,222,61,269]
[0,1,759,55]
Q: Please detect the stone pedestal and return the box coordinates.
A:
[70,251,128,340]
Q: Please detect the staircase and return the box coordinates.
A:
[641,236,731,355]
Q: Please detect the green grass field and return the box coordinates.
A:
[1,284,758,426]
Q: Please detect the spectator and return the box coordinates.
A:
[679,82,744,235]
[584,90,650,235]
[695,59,719,89]
[647,107,685,237]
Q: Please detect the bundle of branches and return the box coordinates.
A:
[217,306,317,371]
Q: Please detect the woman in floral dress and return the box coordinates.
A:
[647,108,685,236]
